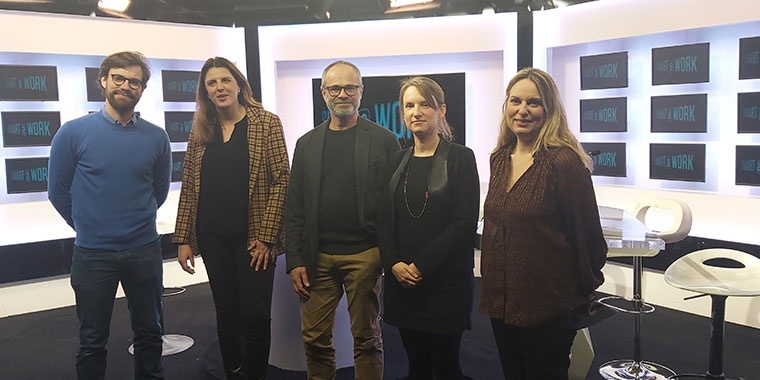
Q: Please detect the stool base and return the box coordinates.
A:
[600,360,675,380]
[128,334,195,356]
[668,373,746,380]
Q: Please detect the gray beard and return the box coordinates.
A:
[331,104,357,118]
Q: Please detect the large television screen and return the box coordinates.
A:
[738,92,760,133]
[581,142,626,177]
[580,97,627,132]
[0,65,59,101]
[85,67,105,102]
[649,143,706,182]
[1,111,60,147]
[162,70,200,102]
[5,157,49,194]
[651,42,710,85]
[311,73,466,147]
[650,94,707,133]
[736,145,760,186]
[164,111,194,142]
[171,151,185,183]
[579,52,628,90]
[739,36,760,80]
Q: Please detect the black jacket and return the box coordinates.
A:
[285,118,401,279]
[377,139,480,334]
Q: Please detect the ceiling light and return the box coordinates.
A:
[390,0,431,7]
[385,0,440,14]
[98,0,131,13]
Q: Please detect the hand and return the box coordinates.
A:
[391,262,423,288]
[289,266,310,299]
[177,244,195,275]
[248,240,274,271]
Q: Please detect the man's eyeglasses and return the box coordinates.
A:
[323,85,362,97]
[111,74,144,90]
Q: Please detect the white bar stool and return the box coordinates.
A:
[664,248,760,380]
[599,198,692,380]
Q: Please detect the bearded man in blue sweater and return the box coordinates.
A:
[48,51,172,380]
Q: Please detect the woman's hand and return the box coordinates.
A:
[177,244,195,274]
[391,262,423,288]
[248,240,274,271]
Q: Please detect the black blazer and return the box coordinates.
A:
[285,118,401,278]
[377,139,480,334]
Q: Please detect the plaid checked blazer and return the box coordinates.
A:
[173,105,290,256]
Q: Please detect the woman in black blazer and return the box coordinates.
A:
[377,76,480,380]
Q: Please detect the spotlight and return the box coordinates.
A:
[98,0,131,13]
[385,0,441,14]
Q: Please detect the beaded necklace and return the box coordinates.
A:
[402,158,429,219]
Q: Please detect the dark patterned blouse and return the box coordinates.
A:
[479,146,607,327]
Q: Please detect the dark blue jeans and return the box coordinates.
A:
[70,239,164,380]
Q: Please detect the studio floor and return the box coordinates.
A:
[0,279,758,379]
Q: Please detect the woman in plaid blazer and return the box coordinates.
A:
[174,57,290,380]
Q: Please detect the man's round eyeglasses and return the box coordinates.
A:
[323,85,362,97]
[111,74,143,90]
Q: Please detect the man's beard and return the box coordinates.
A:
[106,89,139,113]
[329,102,357,118]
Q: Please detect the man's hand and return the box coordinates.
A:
[249,240,274,271]
[289,266,311,299]
[177,244,195,275]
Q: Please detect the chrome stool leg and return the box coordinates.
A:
[667,295,746,380]
[599,257,675,380]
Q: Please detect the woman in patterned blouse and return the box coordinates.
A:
[480,68,607,380]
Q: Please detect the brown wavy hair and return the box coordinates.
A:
[192,57,262,145]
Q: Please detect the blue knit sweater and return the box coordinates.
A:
[48,109,172,250]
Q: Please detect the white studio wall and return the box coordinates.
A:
[534,0,760,246]
[0,10,244,316]
[534,0,760,328]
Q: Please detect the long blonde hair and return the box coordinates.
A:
[398,76,454,141]
[192,57,262,145]
[495,68,592,170]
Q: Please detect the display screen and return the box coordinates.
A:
[164,111,194,142]
[737,92,760,133]
[651,42,710,85]
[1,111,61,147]
[85,67,105,102]
[0,65,59,101]
[739,36,760,80]
[580,97,627,132]
[650,93,707,133]
[579,52,628,90]
[171,151,185,182]
[649,143,706,182]
[311,73,466,147]
[581,142,626,177]
[736,145,760,186]
[162,70,199,102]
[5,157,50,194]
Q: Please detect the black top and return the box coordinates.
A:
[318,127,375,254]
[197,118,249,236]
[377,140,480,334]
[395,156,433,262]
